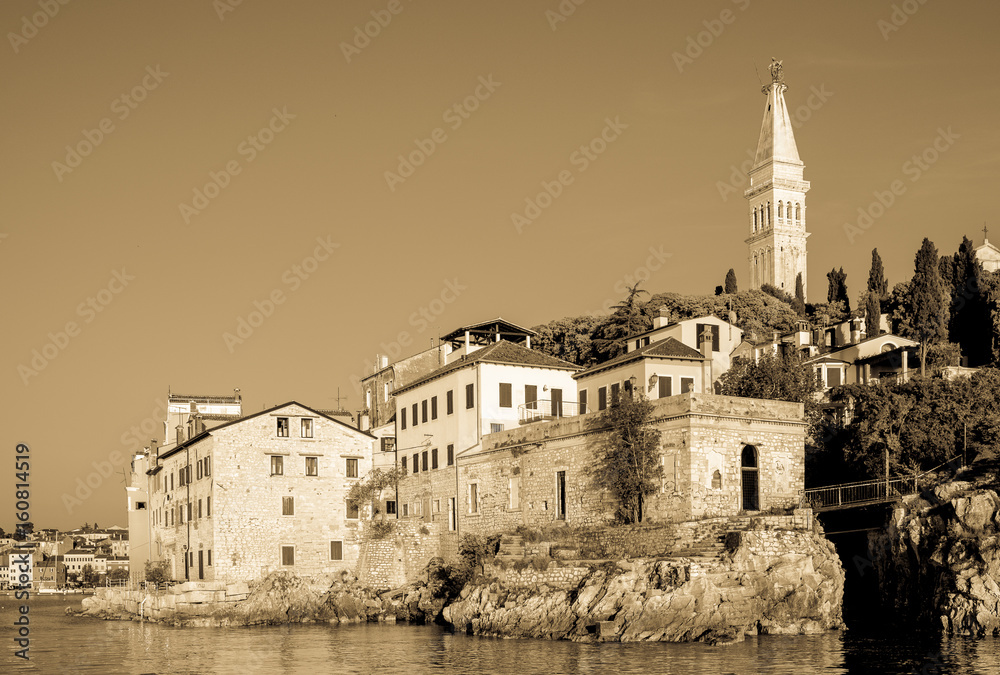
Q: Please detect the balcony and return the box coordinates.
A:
[518,399,585,424]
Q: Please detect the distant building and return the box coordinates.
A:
[35,558,66,590]
[64,549,95,576]
[975,234,1000,273]
[141,401,376,583]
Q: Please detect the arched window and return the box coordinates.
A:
[711,470,722,490]
[795,203,801,221]
[767,202,771,225]
[741,445,759,511]
[778,201,783,219]
[752,209,758,232]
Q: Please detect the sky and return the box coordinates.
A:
[3,0,999,531]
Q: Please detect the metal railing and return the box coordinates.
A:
[518,399,584,424]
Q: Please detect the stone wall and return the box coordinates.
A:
[356,521,445,589]
[462,393,805,538]
[84,580,250,622]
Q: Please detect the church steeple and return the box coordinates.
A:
[744,59,810,300]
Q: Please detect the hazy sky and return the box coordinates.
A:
[3,0,998,530]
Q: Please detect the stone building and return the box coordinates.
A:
[457,392,806,536]
[975,233,1000,273]
[745,61,810,298]
[142,401,376,583]
[394,338,580,545]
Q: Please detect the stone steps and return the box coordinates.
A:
[497,535,526,560]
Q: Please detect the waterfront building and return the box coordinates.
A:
[144,401,376,583]
[394,333,579,544]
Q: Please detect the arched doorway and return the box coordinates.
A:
[741,445,759,511]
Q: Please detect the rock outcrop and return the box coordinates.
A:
[871,462,1000,636]
[441,526,843,642]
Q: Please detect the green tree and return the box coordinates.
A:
[827,267,850,312]
[589,393,663,524]
[347,466,405,520]
[793,273,806,316]
[906,238,949,375]
[531,315,601,365]
[868,248,888,302]
[81,564,99,586]
[863,290,881,337]
[144,560,169,584]
[108,568,130,583]
[725,268,738,294]
[592,282,651,361]
[947,236,991,366]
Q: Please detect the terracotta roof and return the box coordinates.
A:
[575,337,704,379]
[168,393,241,404]
[395,340,579,394]
[199,414,242,422]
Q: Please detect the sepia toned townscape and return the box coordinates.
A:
[4,1,1000,673]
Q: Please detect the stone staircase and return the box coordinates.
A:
[496,534,527,561]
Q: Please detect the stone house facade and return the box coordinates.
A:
[458,392,806,536]
[147,402,376,583]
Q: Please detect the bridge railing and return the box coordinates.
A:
[804,475,919,511]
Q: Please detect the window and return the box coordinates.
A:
[431,448,438,469]
[421,451,428,472]
[579,389,588,414]
[525,384,537,410]
[306,457,318,476]
[509,475,521,510]
[402,503,409,517]
[499,382,512,408]
[301,418,313,438]
[412,453,418,473]
[681,377,695,393]
[712,470,722,489]
[400,407,407,430]
[179,468,186,487]
[170,473,173,491]
[491,423,503,433]
[384,382,389,401]
[695,323,721,352]
[412,403,418,426]
[331,541,343,561]
[346,458,358,478]
[197,461,202,480]
[380,437,395,453]
[277,417,289,437]
[187,502,192,521]
[447,390,454,415]
[282,496,294,516]
[207,496,211,517]
[281,545,294,566]
[658,376,672,398]
[270,455,284,475]
[610,382,621,405]
[204,457,211,477]
[366,389,372,409]
[598,386,607,411]
[447,444,454,466]
[826,368,842,388]
[401,456,407,472]
[385,500,396,515]
[198,499,202,518]
[346,500,359,520]
[466,383,475,409]
[207,550,212,566]
[422,399,428,423]
[431,396,438,420]
[469,483,479,514]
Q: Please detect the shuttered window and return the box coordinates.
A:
[499,383,512,408]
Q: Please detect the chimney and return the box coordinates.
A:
[380,355,389,369]
[700,330,713,394]
[234,387,241,401]
[150,438,159,458]
[359,411,370,432]
[653,305,672,329]
[176,425,186,444]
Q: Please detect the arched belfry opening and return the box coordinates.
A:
[741,445,759,511]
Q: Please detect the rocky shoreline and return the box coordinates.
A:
[75,520,844,644]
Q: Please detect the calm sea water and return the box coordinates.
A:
[3,596,1000,674]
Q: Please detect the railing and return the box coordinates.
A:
[518,399,585,424]
[804,453,966,512]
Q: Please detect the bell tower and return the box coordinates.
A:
[744,59,810,299]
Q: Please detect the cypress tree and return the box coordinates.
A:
[909,238,949,375]
[725,268,738,294]
[867,249,888,302]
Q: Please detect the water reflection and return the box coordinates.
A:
[4,596,1000,674]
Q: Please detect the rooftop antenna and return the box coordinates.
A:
[330,387,347,411]
[752,58,764,87]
